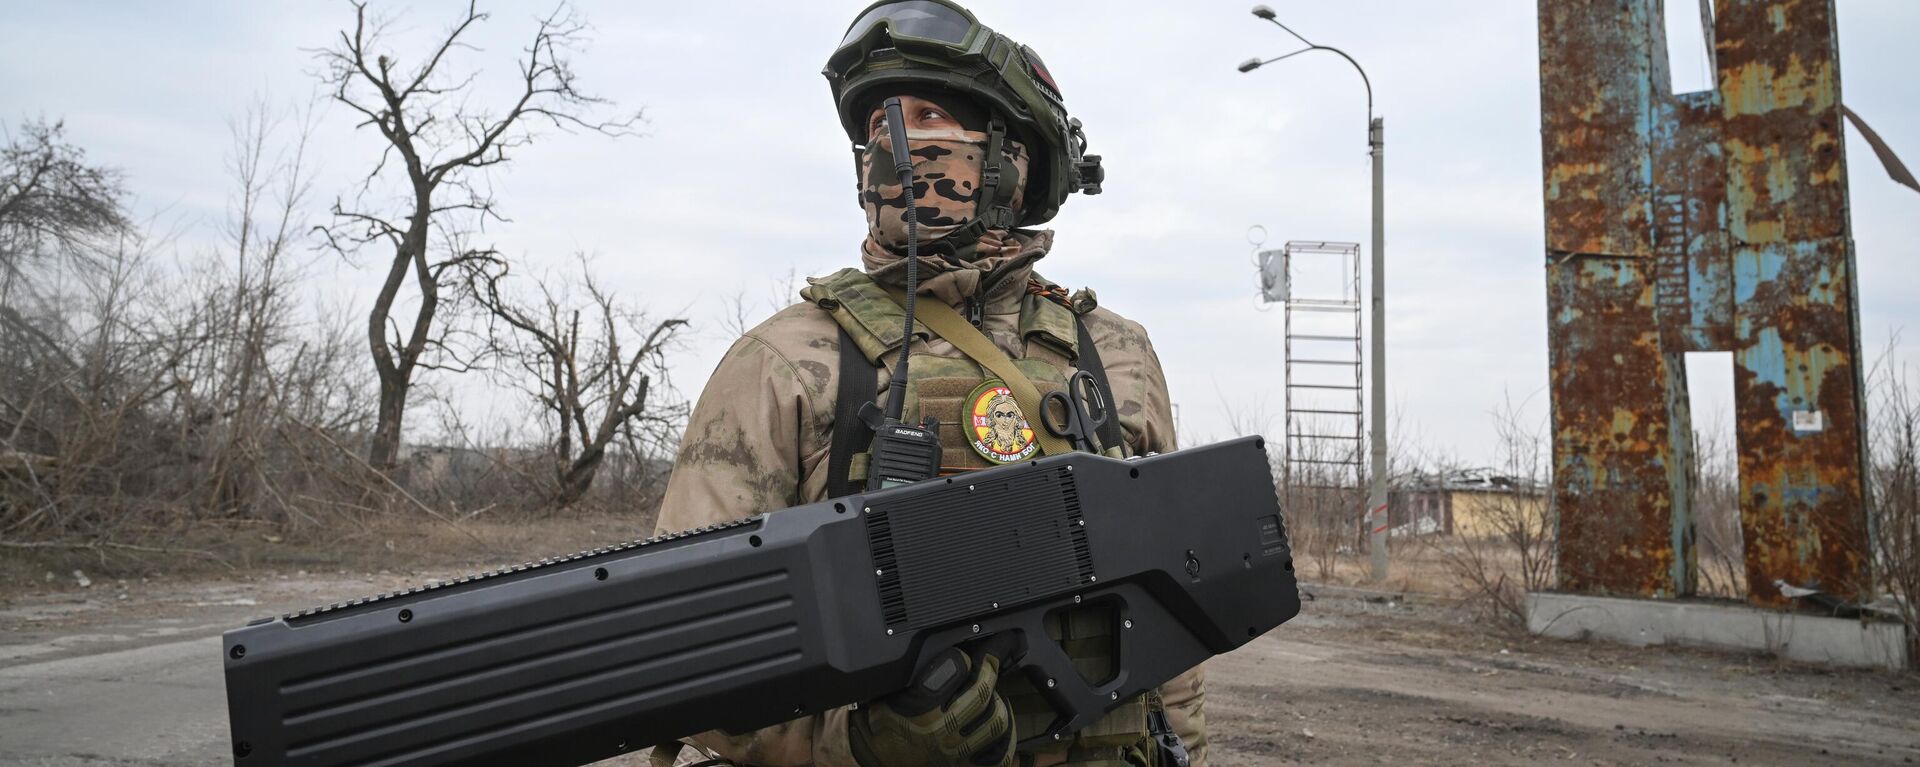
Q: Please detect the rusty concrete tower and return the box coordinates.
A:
[1539,0,1871,603]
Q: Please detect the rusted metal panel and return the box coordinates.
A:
[1715,0,1849,244]
[1732,240,1872,601]
[1540,0,1871,604]
[1718,0,1870,603]
[1540,0,1689,597]
[1547,257,1684,596]
[1653,92,1734,352]
[1539,0,1658,259]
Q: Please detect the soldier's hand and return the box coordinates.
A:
[849,632,1020,767]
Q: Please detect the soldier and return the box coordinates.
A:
[650,1,1207,765]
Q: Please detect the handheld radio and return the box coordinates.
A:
[861,96,943,489]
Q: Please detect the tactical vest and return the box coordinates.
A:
[801,268,1164,767]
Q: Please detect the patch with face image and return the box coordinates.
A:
[965,378,1037,464]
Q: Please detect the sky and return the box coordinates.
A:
[2,1,1916,467]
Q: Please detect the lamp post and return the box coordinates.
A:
[1239,5,1389,582]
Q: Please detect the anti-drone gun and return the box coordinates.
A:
[221,436,1300,766]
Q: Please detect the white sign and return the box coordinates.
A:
[1791,410,1825,433]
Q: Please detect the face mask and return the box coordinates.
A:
[860,126,1029,250]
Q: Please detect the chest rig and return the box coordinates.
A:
[803,268,1175,767]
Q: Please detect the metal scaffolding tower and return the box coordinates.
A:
[1260,241,1364,492]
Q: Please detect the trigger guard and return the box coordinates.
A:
[902,582,1181,753]
[1003,596,1132,751]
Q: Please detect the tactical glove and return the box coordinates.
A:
[849,632,1020,767]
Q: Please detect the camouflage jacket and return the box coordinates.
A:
[653,231,1207,766]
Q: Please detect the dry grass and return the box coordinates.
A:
[1300,538,1498,597]
[0,502,664,595]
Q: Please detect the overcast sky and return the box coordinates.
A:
[4,1,1916,467]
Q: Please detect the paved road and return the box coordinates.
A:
[0,635,230,766]
[0,573,402,767]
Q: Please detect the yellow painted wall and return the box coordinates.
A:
[1450,489,1549,539]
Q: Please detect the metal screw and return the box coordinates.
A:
[991,602,999,609]
[1045,678,1056,689]
[1066,465,1074,472]
[1123,619,1134,629]
[864,507,872,514]
[1052,733,1063,741]
[968,484,976,492]
[875,569,884,576]
[1089,575,1097,582]
[1077,519,1085,526]
[1073,595,1082,604]
[1110,691,1119,701]
[886,629,894,636]
[971,624,981,634]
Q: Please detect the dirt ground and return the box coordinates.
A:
[1206,585,1917,765]
[2,518,1916,766]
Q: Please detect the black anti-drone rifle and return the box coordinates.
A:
[221,436,1299,766]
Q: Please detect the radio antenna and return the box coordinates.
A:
[882,96,918,422]
[859,96,944,489]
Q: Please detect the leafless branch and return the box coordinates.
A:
[311,1,641,470]
[463,253,684,507]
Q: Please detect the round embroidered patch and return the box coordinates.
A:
[966,378,1038,464]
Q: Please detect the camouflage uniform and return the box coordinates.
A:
[653,229,1208,766]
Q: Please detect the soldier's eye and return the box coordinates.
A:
[920,108,947,123]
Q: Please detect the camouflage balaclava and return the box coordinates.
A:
[859,125,1030,251]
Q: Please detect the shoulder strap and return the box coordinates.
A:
[827,326,878,498]
[803,267,920,364]
[880,286,1075,457]
[1074,316,1128,457]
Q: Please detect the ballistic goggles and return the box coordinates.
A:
[836,1,980,57]
[826,0,1062,103]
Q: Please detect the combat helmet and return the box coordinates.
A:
[824,0,1104,232]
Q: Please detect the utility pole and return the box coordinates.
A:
[1367,116,1388,581]
[1240,5,1390,580]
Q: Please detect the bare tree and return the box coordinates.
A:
[467,254,684,508]
[1868,335,1920,655]
[1,103,382,545]
[0,118,136,529]
[165,104,303,513]
[1427,394,1555,624]
[0,119,131,441]
[0,119,126,284]
[315,1,640,470]
[1690,406,1746,598]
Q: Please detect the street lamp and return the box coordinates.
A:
[1239,5,1390,582]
